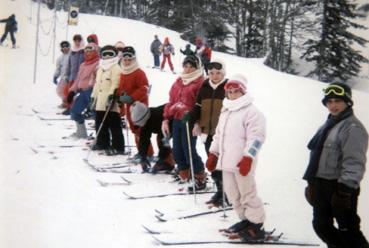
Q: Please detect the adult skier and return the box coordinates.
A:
[303,82,369,248]
[206,74,266,241]
[162,55,206,191]
[150,34,162,69]
[67,42,100,139]
[0,14,17,48]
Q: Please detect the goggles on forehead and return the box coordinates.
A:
[87,37,95,43]
[323,84,350,97]
[224,82,243,91]
[207,62,222,70]
[102,50,117,59]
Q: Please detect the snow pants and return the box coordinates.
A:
[172,119,204,174]
[312,178,369,248]
[223,171,265,224]
[0,30,16,45]
[161,54,174,71]
[56,79,67,102]
[95,111,125,151]
[70,88,92,124]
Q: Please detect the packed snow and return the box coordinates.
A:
[1,1,368,248]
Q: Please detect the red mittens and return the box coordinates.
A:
[238,156,253,176]
[206,153,218,172]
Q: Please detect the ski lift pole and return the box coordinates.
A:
[32,0,41,84]
[185,120,197,204]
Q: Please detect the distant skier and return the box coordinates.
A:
[150,35,162,69]
[130,102,175,173]
[206,74,266,241]
[0,14,17,48]
[303,83,369,248]
[53,41,71,108]
[180,44,195,57]
[159,37,175,73]
[195,37,212,75]
[67,42,100,139]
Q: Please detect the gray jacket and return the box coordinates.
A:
[316,114,368,189]
[150,39,162,56]
[54,52,70,82]
[66,50,84,82]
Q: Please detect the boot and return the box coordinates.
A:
[76,122,88,138]
[225,219,251,234]
[206,170,229,207]
[239,222,265,241]
[178,169,190,183]
[150,160,174,174]
[188,171,207,192]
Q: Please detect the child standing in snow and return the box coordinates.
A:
[67,43,100,139]
[189,58,228,207]
[90,45,125,155]
[160,37,175,73]
[206,74,266,241]
[54,41,70,108]
[162,55,206,191]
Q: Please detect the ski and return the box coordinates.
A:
[84,158,136,171]
[154,206,233,222]
[96,176,132,187]
[123,190,215,200]
[151,234,320,246]
[36,114,70,121]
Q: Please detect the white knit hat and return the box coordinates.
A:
[130,101,151,127]
[225,74,248,93]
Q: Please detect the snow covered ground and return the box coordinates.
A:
[1,1,369,247]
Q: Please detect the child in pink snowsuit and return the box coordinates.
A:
[206,74,266,241]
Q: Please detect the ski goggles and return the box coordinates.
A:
[101,49,117,59]
[224,82,245,92]
[87,36,96,43]
[85,45,96,52]
[207,62,222,70]
[121,46,136,58]
[323,84,349,97]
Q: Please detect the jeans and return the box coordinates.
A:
[172,119,204,173]
[154,54,160,67]
[70,88,92,124]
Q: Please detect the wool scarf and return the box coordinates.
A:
[303,107,353,183]
[180,68,203,85]
[121,60,140,75]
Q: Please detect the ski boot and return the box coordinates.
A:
[238,222,265,241]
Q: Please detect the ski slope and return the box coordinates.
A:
[1,1,369,248]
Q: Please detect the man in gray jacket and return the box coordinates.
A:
[303,82,369,248]
[150,35,161,69]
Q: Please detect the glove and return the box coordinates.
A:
[238,156,253,176]
[119,94,133,104]
[331,184,353,211]
[66,91,75,104]
[53,76,58,85]
[304,183,315,207]
[206,153,218,172]
[161,120,170,136]
[182,112,191,123]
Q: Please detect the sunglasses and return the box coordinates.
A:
[207,62,222,70]
[323,85,350,97]
[61,45,70,49]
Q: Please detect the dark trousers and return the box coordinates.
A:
[0,30,16,45]
[204,134,223,192]
[313,179,369,248]
[172,119,204,173]
[95,111,125,151]
[153,54,160,67]
[70,88,92,124]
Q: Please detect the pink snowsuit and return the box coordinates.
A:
[210,93,266,224]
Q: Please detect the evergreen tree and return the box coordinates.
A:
[301,0,368,82]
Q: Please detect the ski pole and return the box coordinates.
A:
[221,175,228,219]
[85,98,115,162]
[185,121,197,204]
[123,103,131,155]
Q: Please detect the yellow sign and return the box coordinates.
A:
[68,6,79,26]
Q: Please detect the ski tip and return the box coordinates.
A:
[155,215,167,222]
[141,224,161,235]
[154,209,164,216]
[122,191,137,199]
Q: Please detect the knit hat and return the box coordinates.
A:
[322,82,353,106]
[207,58,226,75]
[224,74,247,94]
[101,45,118,59]
[183,55,200,69]
[87,34,99,45]
[130,101,151,127]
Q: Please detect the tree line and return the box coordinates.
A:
[38,0,369,83]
